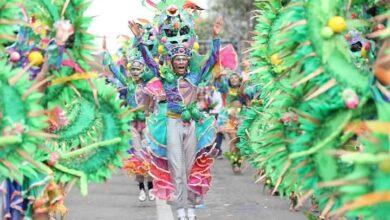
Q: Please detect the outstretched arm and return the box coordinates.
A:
[129,21,160,77]
[198,17,223,84]
[102,37,126,87]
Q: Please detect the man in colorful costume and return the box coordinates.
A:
[215,69,249,173]
[130,5,223,218]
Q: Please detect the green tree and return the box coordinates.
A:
[210,0,254,43]
[196,0,255,58]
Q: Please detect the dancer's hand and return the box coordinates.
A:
[128,21,142,38]
[213,16,223,37]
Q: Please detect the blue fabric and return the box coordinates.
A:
[3,179,28,220]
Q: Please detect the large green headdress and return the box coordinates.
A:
[26,0,95,71]
[43,78,132,196]
[239,0,389,218]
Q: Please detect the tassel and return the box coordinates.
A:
[51,72,98,86]
[331,192,390,218]
[296,189,314,209]
[27,131,60,139]
[292,67,324,88]
[68,83,82,97]
[254,173,268,184]
[1,160,20,174]
[28,110,49,117]
[304,78,337,101]
[280,19,307,33]
[317,178,370,188]
[22,75,55,100]
[61,0,71,18]
[88,80,100,107]
[272,160,291,195]
[0,34,16,41]
[17,149,53,175]
[367,28,389,38]
[320,197,335,219]
[290,108,321,125]
[8,63,34,86]
[289,111,352,159]
[0,19,29,26]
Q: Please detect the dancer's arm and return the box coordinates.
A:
[129,21,160,77]
[102,37,127,87]
[198,17,223,84]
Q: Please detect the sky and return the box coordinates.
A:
[86,0,209,53]
[86,0,155,53]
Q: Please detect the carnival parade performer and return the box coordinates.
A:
[129,7,223,218]
[103,38,156,202]
[216,70,249,173]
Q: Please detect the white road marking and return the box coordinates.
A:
[156,198,174,220]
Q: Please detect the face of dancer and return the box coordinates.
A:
[130,61,144,82]
[172,55,189,75]
[230,74,241,87]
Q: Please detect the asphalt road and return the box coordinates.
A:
[66,157,306,220]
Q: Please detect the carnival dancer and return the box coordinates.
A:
[103,39,155,202]
[129,13,223,219]
[215,70,249,173]
[199,86,224,159]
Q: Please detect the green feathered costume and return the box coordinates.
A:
[239,0,389,218]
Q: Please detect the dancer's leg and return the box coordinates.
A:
[146,176,155,201]
[166,118,186,211]
[183,121,198,209]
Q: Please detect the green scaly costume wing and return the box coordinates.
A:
[239,0,389,218]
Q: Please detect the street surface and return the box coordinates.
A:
[67,158,305,220]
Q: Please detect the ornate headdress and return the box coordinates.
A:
[168,45,192,59]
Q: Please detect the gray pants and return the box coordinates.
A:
[166,118,198,209]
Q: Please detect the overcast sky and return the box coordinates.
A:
[86,0,155,53]
[86,0,209,53]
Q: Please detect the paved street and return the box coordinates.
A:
[66,156,306,220]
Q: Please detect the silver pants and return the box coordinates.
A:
[166,118,198,209]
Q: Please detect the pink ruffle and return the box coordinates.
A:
[149,151,214,201]
[149,156,174,200]
[188,154,214,196]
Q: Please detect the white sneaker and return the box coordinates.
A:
[177,208,186,220]
[148,189,155,201]
[188,208,196,220]
[138,190,147,202]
